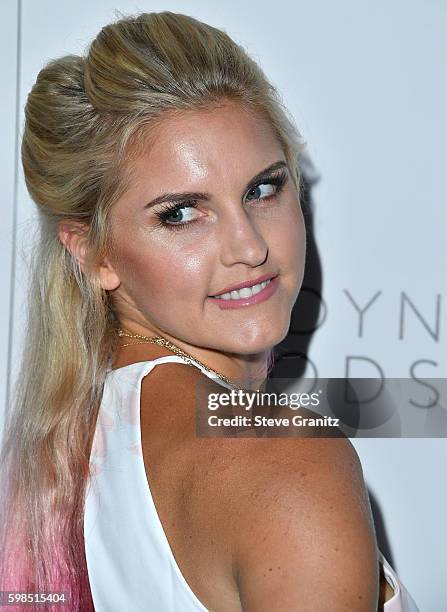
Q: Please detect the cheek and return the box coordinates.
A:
[264,198,306,268]
[289,204,306,262]
[116,234,214,306]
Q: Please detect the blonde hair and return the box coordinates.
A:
[0,11,304,609]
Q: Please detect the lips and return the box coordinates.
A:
[209,273,278,298]
[208,275,280,309]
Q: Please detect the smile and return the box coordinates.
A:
[208,275,279,309]
[212,279,271,300]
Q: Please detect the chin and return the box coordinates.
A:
[269,318,292,348]
[225,318,291,355]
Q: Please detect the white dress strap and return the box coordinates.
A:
[379,550,420,611]
[143,354,235,390]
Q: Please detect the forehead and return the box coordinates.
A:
[128,102,285,189]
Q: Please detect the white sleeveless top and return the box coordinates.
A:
[83,357,419,611]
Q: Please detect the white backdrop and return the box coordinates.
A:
[1,1,445,610]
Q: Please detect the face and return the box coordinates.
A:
[103,101,306,355]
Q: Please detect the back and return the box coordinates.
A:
[83,356,418,611]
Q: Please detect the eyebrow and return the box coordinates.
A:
[143,160,288,209]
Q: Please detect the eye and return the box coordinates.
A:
[161,204,199,224]
[155,200,200,230]
[245,183,276,202]
[244,171,288,204]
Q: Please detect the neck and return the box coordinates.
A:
[117,321,271,390]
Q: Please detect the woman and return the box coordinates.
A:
[0,10,418,611]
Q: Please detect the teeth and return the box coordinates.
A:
[213,279,271,300]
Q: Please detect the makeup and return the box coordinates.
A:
[152,168,288,232]
[208,275,279,310]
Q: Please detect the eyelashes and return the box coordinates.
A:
[154,169,289,232]
[155,199,199,231]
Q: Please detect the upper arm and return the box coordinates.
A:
[233,438,379,611]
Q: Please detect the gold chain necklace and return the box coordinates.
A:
[117,328,242,391]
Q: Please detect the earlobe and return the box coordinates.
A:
[98,257,121,292]
[57,221,121,291]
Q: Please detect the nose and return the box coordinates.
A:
[219,208,269,268]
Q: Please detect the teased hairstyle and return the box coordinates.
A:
[0,11,304,610]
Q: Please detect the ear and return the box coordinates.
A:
[58,220,121,291]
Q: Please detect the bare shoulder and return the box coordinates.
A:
[140,357,206,398]
[139,366,380,609]
[226,437,379,611]
[139,358,216,439]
